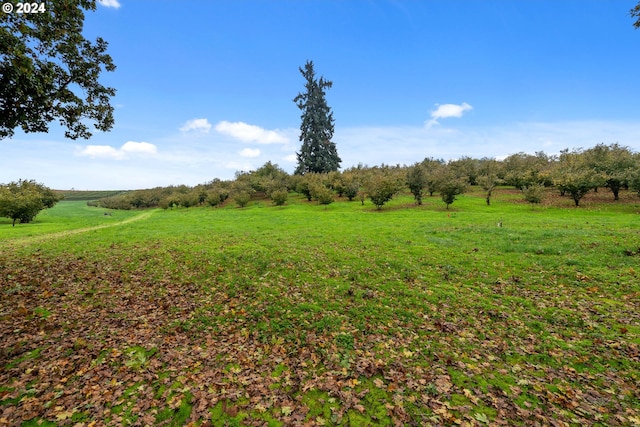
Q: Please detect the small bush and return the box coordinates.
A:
[437,178,467,209]
[270,189,289,206]
[365,172,402,210]
[159,196,179,210]
[233,192,251,208]
[344,183,359,201]
[179,192,199,208]
[206,190,226,207]
[523,184,545,207]
[312,185,334,205]
[406,163,427,205]
[295,173,325,201]
[328,171,346,197]
[342,171,361,201]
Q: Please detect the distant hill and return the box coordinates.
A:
[56,190,129,201]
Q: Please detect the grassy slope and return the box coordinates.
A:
[0,189,639,426]
[0,201,142,240]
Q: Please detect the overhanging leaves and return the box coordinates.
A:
[0,0,116,140]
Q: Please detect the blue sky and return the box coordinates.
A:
[3,0,640,189]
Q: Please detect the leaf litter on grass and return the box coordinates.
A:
[1,200,639,425]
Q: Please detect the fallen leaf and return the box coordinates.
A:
[474,412,490,424]
[463,388,479,404]
[434,375,452,393]
[55,409,76,421]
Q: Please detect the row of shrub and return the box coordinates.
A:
[91,162,459,211]
[92,143,640,211]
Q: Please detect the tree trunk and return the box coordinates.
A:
[611,184,620,201]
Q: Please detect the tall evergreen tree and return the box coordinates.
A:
[293,61,341,174]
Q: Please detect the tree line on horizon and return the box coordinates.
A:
[3,142,638,227]
[85,143,640,212]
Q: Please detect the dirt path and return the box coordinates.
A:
[2,210,156,249]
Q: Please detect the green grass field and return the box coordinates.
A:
[0,201,145,242]
[1,188,639,426]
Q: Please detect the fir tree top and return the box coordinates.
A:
[293,61,341,174]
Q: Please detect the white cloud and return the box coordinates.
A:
[121,141,158,155]
[239,148,261,158]
[76,145,125,160]
[98,0,121,9]
[76,141,158,160]
[215,121,288,144]
[426,102,473,127]
[180,118,212,134]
